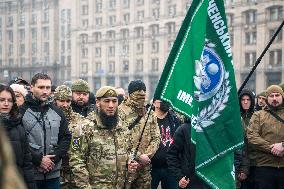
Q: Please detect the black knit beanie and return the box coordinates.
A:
[128,80,146,95]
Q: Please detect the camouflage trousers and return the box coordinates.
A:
[126,164,151,189]
[60,168,76,189]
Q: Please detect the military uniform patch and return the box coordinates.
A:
[72,137,82,151]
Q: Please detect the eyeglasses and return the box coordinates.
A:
[0,98,13,104]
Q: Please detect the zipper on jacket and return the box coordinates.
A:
[41,111,47,180]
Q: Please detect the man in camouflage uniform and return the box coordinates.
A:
[54,85,94,189]
[119,80,160,189]
[0,126,27,189]
[69,86,138,189]
[71,79,96,117]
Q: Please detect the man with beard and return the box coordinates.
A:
[119,80,160,189]
[71,79,95,117]
[247,85,284,189]
[255,91,267,111]
[151,99,180,189]
[69,86,138,188]
[20,73,71,189]
[53,85,94,189]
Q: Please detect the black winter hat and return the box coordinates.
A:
[128,80,146,95]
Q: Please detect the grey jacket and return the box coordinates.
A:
[20,95,71,180]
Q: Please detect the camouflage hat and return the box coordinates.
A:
[256,91,267,98]
[96,86,118,98]
[266,85,284,97]
[279,83,284,92]
[54,85,72,100]
[71,79,90,92]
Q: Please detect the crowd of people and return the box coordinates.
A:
[0,72,283,189]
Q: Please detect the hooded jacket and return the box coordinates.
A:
[20,94,71,180]
[239,89,255,126]
[1,115,36,189]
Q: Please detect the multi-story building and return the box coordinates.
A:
[225,0,284,93]
[70,0,192,96]
[0,0,62,85]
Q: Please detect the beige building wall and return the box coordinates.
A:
[0,0,61,85]
[225,0,284,94]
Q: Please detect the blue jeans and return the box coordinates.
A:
[151,167,178,189]
[36,177,60,189]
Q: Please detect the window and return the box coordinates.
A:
[168,5,176,17]
[0,18,2,29]
[122,60,129,72]
[244,10,256,24]
[245,52,256,67]
[31,28,37,40]
[82,5,88,15]
[32,57,37,65]
[95,17,102,26]
[7,16,13,27]
[43,11,49,23]
[268,6,283,21]
[151,41,159,53]
[67,10,71,23]
[137,11,144,21]
[95,47,101,57]
[120,77,129,90]
[168,40,174,50]
[95,62,102,73]
[152,0,160,5]
[61,41,65,53]
[107,77,115,86]
[136,0,144,6]
[121,29,129,39]
[109,15,116,26]
[151,58,159,71]
[81,62,88,74]
[94,32,102,42]
[136,43,143,54]
[67,56,71,66]
[166,22,176,34]
[19,44,25,56]
[8,59,14,65]
[32,43,37,55]
[19,14,25,25]
[123,0,130,8]
[150,24,159,36]
[81,34,88,43]
[94,78,101,91]
[82,19,88,28]
[266,72,281,87]
[31,14,37,24]
[19,58,25,66]
[123,13,130,24]
[269,49,282,66]
[8,44,13,56]
[135,59,143,72]
[245,32,256,45]
[269,28,282,42]
[122,44,129,55]
[67,40,71,52]
[0,45,2,55]
[44,42,49,55]
[81,47,88,58]
[107,30,116,39]
[135,27,144,38]
[43,27,49,39]
[109,61,115,73]
[109,0,116,10]
[0,31,1,41]
[152,8,160,20]
[19,29,25,41]
[108,46,115,57]
[95,0,102,13]
[7,30,13,42]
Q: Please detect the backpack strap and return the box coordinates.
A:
[266,109,284,125]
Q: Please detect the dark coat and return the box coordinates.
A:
[2,115,37,189]
[71,101,96,117]
[167,123,209,189]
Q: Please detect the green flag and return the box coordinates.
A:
[154,0,244,188]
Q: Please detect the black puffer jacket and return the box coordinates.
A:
[2,115,37,189]
[167,123,209,189]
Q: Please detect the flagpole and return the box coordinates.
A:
[238,20,284,95]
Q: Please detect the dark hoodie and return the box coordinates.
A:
[1,114,36,189]
[239,89,255,126]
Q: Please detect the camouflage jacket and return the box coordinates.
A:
[69,111,130,189]
[118,103,160,159]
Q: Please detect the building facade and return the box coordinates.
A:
[0,0,63,85]
[225,0,284,93]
